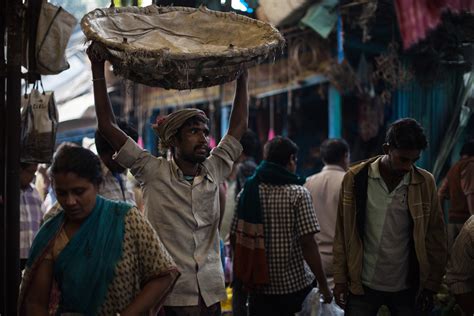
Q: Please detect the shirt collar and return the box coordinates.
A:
[170,156,213,183]
[322,164,345,172]
[368,156,410,185]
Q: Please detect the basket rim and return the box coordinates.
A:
[80,5,285,61]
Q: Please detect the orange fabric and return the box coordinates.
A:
[233,220,269,289]
[442,157,474,223]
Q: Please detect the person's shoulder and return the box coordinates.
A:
[348,156,379,175]
[283,184,311,196]
[413,166,435,184]
[124,206,146,226]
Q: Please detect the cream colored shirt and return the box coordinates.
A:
[304,164,345,286]
[114,134,242,307]
[362,157,412,292]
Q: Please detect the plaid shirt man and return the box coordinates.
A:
[231,183,320,294]
[20,184,44,259]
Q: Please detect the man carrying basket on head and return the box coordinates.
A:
[88,42,249,316]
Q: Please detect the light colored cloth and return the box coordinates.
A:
[362,157,412,292]
[41,188,56,215]
[220,179,236,240]
[19,204,178,315]
[100,162,136,205]
[304,164,345,288]
[20,184,44,259]
[446,215,474,295]
[300,0,338,38]
[231,183,320,295]
[114,134,242,307]
[333,156,447,295]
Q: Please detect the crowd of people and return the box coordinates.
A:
[14,48,474,315]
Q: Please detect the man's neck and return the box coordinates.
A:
[174,155,200,177]
[379,155,404,193]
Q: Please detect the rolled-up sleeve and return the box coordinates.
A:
[113,137,161,184]
[295,189,320,238]
[205,134,243,182]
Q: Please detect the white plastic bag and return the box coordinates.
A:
[36,0,77,75]
[21,82,58,163]
[297,288,344,316]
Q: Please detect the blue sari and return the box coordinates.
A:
[27,195,131,315]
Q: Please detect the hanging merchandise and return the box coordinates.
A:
[21,81,59,163]
[372,42,412,103]
[394,0,474,50]
[299,0,339,39]
[358,95,385,142]
[35,0,77,75]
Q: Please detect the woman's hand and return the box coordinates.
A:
[120,273,177,315]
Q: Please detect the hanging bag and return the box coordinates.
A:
[21,81,59,163]
[35,0,77,75]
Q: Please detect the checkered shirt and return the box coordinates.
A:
[231,183,320,294]
[20,184,44,259]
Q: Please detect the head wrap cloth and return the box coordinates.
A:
[152,108,208,152]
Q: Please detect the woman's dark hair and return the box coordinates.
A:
[50,145,102,186]
[264,136,298,167]
[385,118,428,150]
[320,138,349,164]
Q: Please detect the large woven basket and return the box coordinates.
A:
[81,6,285,90]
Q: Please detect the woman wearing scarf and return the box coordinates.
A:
[18,145,180,315]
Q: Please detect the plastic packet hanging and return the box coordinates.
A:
[21,83,58,163]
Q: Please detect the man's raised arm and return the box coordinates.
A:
[226,70,249,141]
[88,44,128,151]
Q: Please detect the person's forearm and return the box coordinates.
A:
[301,240,329,291]
[91,62,127,150]
[92,63,117,131]
[227,72,248,140]
[121,273,176,315]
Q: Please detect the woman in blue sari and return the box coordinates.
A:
[19,145,179,315]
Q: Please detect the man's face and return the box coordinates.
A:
[20,163,38,189]
[174,122,210,164]
[386,147,421,178]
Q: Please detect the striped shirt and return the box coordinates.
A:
[20,184,44,259]
[446,216,474,294]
